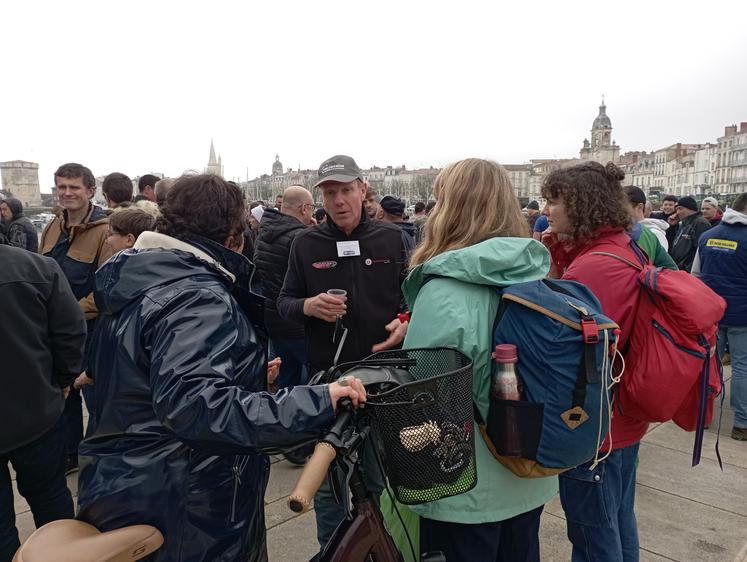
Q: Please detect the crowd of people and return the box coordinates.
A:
[0,155,744,562]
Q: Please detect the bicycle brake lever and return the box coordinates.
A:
[336,453,357,520]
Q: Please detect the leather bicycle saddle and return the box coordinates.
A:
[13,519,163,562]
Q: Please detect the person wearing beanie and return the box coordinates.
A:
[701,196,723,227]
[525,200,541,230]
[380,195,416,254]
[668,195,712,271]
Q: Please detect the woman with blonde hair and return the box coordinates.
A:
[387,159,557,561]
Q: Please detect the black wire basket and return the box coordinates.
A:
[363,348,476,505]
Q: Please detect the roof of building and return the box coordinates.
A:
[592,101,612,130]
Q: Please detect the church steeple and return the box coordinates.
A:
[206,139,223,176]
[208,140,218,166]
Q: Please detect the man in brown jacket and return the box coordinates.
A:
[39,163,114,474]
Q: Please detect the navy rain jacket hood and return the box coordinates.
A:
[77,232,336,562]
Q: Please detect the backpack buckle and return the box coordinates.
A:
[581,318,599,344]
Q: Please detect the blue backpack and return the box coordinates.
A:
[478,278,620,477]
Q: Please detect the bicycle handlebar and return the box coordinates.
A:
[287,401,355,513]
[287,441,338,513]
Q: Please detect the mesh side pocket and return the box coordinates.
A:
[486,398,543,459]
[365,348,476,505]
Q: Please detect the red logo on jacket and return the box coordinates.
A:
[312,260,337,269]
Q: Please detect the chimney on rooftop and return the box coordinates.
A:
[741,122,747,133]
[725,125,738,136]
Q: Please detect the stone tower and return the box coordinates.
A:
[206,140,224,176]
[0,160,42,207]
[272,154,283,176]
[580,97,620,164]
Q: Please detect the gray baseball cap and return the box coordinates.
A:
[313,155,362,188]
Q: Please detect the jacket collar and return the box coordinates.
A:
[680,211,704,226]
[134,231,236,283]
[324,204,369,238]
[59,203,108,234]
[183,234,257,289]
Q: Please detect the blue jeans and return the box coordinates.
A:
[559,443,640,562]
[0,418,74,562]
[718,326,747,428]
[314,437,385,549]
[420,505,543,562]
[269,337,308,388]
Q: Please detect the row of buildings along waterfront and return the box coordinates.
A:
[2,103,745,209]
[235,100,746,207]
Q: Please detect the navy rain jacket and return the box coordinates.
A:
[77,232,335,562]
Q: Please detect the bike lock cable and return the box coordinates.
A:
[373,443,417,562]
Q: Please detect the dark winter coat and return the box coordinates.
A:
[0,243,86,454]
[3,197,38,252]
[77,232,336,562]
[253,208,307,339]
[39,204,114,320]
[696,209,747,327]
[393,220,416,256]
[669,212,712,272]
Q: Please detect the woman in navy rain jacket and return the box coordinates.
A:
[77,175,365,562]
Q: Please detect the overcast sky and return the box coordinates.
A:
[2,0,746,192]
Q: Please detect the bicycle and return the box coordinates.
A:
[287,347,476,562]
[14,348,473,562]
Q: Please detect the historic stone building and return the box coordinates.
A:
[579,98,620,164]
[0,160,42,207]
[205,140,224,176]
[715,123,747,196]
[241,155,318,203]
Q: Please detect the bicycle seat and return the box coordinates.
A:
[344,366,414,390]
[13,519,163,562]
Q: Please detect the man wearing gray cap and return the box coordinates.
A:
[277,154,409,550]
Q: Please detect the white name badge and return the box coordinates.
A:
[336,240,361,257]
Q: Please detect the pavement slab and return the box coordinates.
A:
[266,510,319,562]
[645,421,747,470]
[637,441,747,516]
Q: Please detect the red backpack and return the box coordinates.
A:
[592,245,726,465]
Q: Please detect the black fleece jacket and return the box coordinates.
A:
[277,209,407,373]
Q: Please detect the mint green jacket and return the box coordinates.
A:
[400,237,559,524]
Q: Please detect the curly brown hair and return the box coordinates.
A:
[541,161,630,241]
[156,174,246,244]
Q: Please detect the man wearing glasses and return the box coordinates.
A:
[277,155,409,552]
[253,185,315,394]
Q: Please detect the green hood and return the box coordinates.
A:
[403,237,550,307]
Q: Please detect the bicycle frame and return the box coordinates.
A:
[318,462,403,562]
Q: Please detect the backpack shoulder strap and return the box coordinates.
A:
[589,250,643,271]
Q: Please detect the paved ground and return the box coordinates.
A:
[11,366,747,561]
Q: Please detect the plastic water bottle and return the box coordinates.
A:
[492,344,521,400]
[492,344,522,456]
